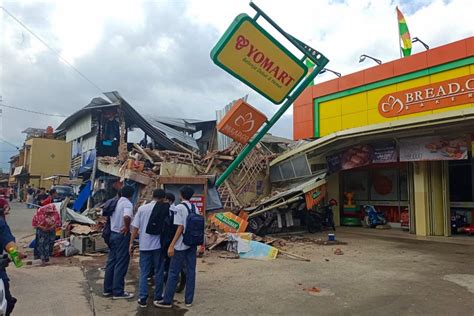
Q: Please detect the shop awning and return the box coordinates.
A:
[246,172,327,216]
[272,108,474,166]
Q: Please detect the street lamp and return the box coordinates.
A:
[412,37,429,50]
[359,54,382,65]
[320,68,342,77]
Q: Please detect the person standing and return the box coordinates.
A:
[32,204,61,265]
[0,197,11,217]
[35,188,48,206]
[40,189,57,206]
[26,186,35,209]
[156,186,198,309]
[129,189,167,307]
[103,185,135,299]
[8,187,13,202]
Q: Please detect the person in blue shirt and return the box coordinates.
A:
[0,215,24,315]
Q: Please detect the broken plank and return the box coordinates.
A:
[133,143,154,164]
[276,248,311,262]
[205,157,215,174]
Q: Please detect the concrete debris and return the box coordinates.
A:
[334,248,344,255]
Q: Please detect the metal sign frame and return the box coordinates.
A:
[211,14,308,104]
[215,2,329,187]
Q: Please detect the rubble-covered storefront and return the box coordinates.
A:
[285,36,474,237]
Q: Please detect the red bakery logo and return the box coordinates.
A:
[378,74,474,118]
[235,35,297,88]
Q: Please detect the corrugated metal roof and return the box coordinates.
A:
[153,116,216,132]
[103,92,178,150]
[57,92,179,150]
[143,116,199,149]
[56,97,117,131]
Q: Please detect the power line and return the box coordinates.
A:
[0,138,19,149]
[0,6,104,94]
[0,102,67,117]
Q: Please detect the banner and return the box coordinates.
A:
[327,142,397,172]
[399,135,468,161]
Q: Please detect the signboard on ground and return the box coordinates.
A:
[209,212,248,233]
[399,135,468,161]
[211,14,308,104]
[216,99,267,144]
[378,74,474,118]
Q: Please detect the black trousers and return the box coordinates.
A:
[3,279,16,316]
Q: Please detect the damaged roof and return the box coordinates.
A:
[56,91,191,151]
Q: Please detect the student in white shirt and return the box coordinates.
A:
[129,189,167,308]
[103,185,135,300]
[156,186,197,309]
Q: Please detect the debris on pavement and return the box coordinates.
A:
[334,248,344,255]
[276,249,311,262]
[303,287,321,293]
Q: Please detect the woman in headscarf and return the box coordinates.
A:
[32,204,61,265]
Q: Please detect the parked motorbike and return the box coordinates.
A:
[306,199,337,233]
[363,205,387,228]
[451,213,467,234]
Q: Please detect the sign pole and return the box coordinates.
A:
[214,2,329,187]
[216,61,326,187]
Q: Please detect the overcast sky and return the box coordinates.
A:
[0,0,472,169]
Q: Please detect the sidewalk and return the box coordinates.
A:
[336,226,474,246]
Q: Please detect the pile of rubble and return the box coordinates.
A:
[98,141,278,209]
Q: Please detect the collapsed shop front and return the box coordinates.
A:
[284,36,474,237]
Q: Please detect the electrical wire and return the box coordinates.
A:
[0,102,67,117]
[0,6,104,94]
[0,137,19,149]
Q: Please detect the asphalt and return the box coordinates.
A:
[4,202,474,315]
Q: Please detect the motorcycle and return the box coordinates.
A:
[363,205,387,228]
[451,213,467,234]
[306,199,337,233]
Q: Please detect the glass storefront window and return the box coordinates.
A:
[343,171,369,201]
[449,160,473,202]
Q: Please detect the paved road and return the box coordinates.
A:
[6,202,93,316]
[5,201,474,315]
[7,202,36,240]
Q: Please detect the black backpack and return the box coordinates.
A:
[161,207,177,251]
[146,201,169,235]
[101,197,119,245]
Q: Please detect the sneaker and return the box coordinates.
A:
[137,298,147,307]
[154,301,172,308]
[103,292,112,297]
[113,292,134,300]
[185,303,193,307]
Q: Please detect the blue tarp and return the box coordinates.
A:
[73,181,91,212]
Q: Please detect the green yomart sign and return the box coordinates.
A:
[211,14,308,104]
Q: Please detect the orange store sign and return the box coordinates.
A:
[217,99,267,144]
[378,74,474,118]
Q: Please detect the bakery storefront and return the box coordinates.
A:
[271,36,474,236]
